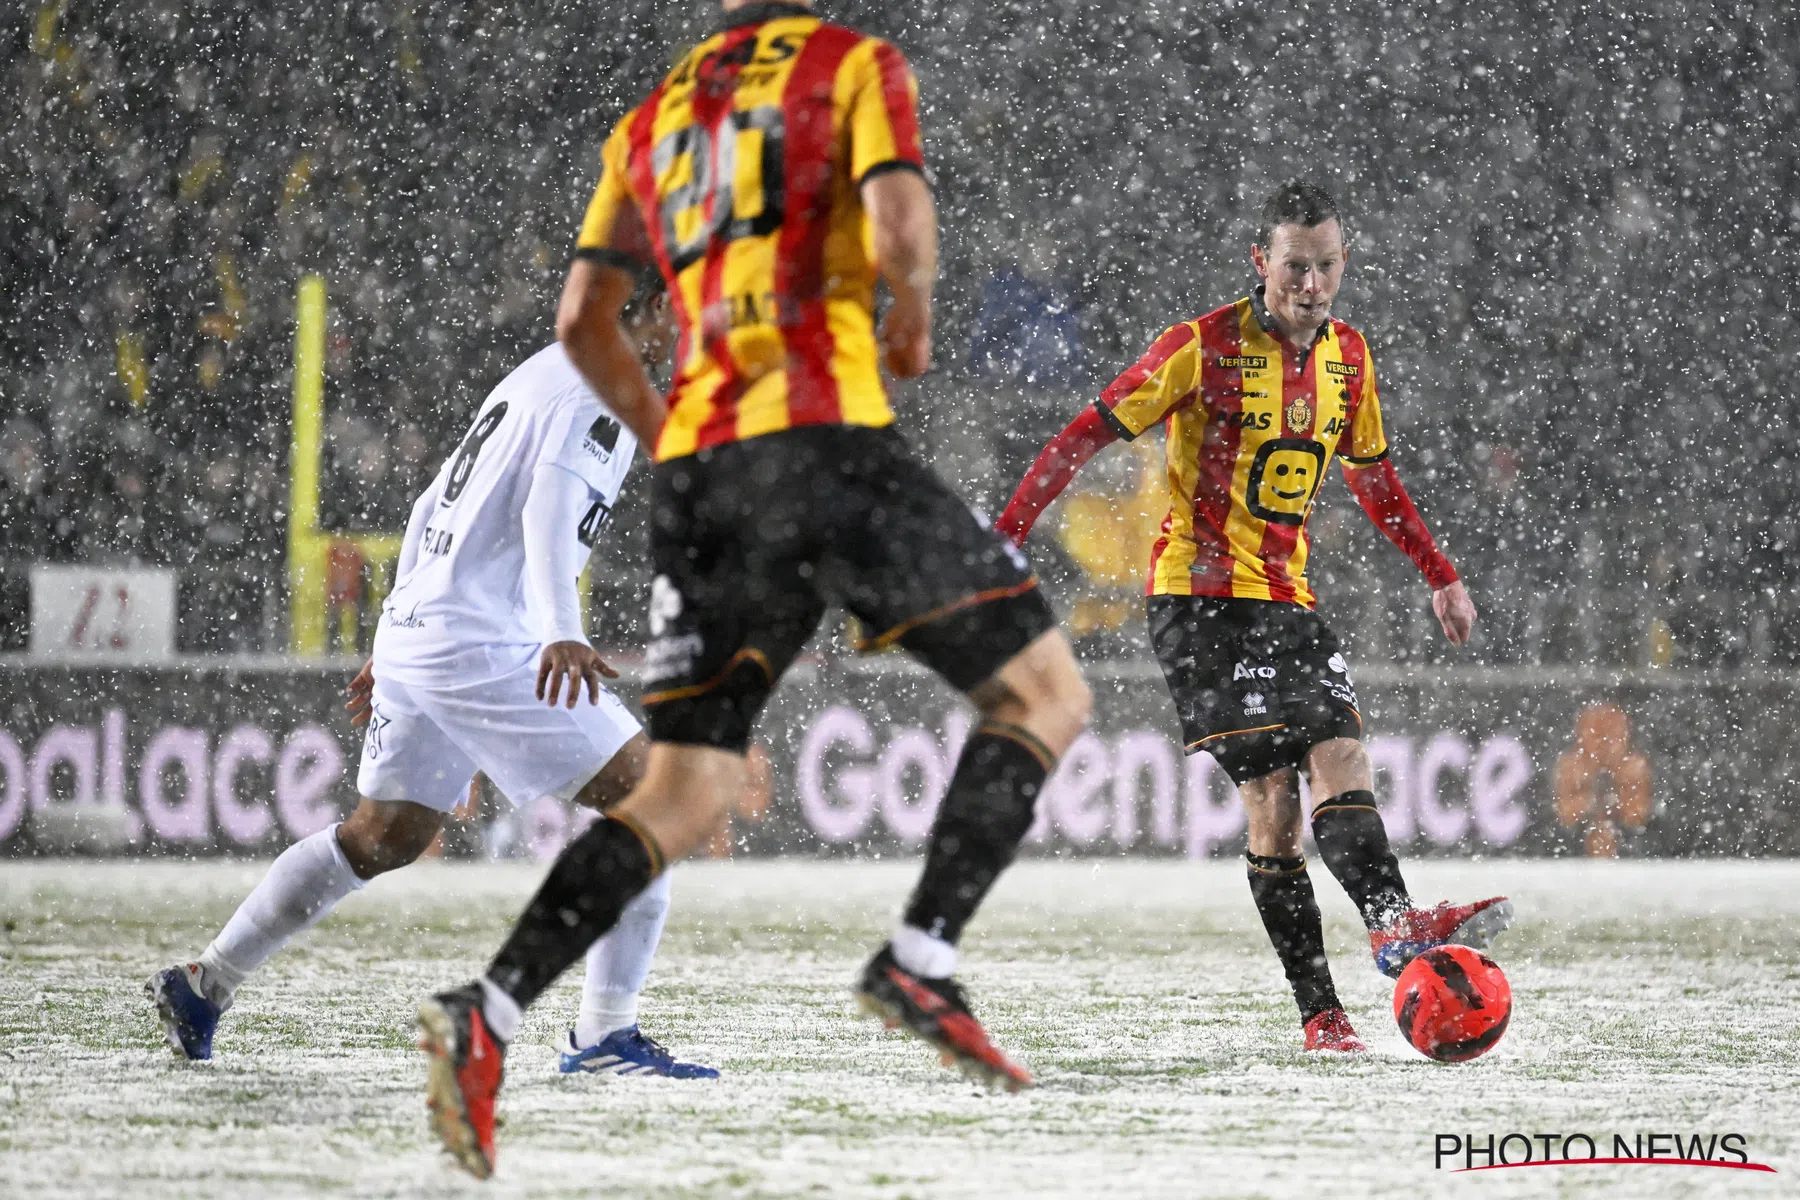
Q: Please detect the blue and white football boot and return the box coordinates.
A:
[146,963,228,1061]
[557,1026,718,1079]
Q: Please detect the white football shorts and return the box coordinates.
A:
[355,654,640,813]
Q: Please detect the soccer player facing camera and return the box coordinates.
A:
[416,0,1090,1176]
[999,181,1511,1052]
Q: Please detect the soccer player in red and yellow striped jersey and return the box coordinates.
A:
[1085,284,1391,606]
[416,7,1092,1166]
[999,180,1508,1055]
[570,2,925,461]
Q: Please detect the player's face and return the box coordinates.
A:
[1252,219,1348,341]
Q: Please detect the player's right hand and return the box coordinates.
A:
[879,296,932,379]
[1432,581,1477,646]
[537,640,619,709]
[344,658,376,726]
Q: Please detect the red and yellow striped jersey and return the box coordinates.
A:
[574,2,923,462]
[1096,289,1388,606]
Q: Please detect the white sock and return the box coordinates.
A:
[197,824,365,1002]
[478,977,523,1044]
[572,870,672,1048]
[891,923,958,979]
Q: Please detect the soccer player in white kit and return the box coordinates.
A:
[148,342,715,1079]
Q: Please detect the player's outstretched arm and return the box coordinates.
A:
[1341,457,1474,645]
[521,462,620,707]
[863,168,936,378]
[557,259,666,448]
[995,406,1120,546]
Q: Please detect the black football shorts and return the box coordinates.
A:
[1146,594,1362,785]
[641,425,1055,751]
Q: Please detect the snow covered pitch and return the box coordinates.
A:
[3,859,1796,1197]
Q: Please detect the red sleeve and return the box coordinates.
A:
[995,404,1120,546]
[1341,457,1459,589]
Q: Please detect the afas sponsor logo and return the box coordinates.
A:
[1434,1132,1772,1175]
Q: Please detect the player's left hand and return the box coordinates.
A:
[344,658,376,726]
[879,295,932,379]
[1432,581,1476,646]
[537,640,619,708]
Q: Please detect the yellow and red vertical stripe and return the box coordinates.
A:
[576,11,925,462]
[1095,296,1389,607]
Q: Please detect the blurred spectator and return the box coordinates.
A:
[1555,704,1654,857]
[0,417,75,560]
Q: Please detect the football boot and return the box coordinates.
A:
[417,984,506,1180]
[1372,897,1514,979]
[557,1025,719,1079]
[854,944,1032,1092]
[146,963,228,1061]
[1302,1006,1367,1053]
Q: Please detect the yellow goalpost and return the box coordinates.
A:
[286,275,402,655]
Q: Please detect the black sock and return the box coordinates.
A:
[899,723,1052,946]
[1311,790,1411,931]
[1246,854,1341,1024]
[485,815,661,1012]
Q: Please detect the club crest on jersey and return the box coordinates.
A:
[583,415,622,459]
[1285,397,1313,433]
[649,575,683,637]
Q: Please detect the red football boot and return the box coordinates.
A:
[854,945,1033,1092]
[417,984,506,1180]
[1303,1007,1367,1052]
[1371,897,1514,979]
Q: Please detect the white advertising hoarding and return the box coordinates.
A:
[29,565,178,662]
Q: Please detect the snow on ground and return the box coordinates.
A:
[2,858,1796,1198]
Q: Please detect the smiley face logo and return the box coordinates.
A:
[1247,438,1327,525]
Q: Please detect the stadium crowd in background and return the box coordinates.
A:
[4,0,1798,665]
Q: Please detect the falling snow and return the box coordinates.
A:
[5,2,1800,1195]
[4,859,1800,1196]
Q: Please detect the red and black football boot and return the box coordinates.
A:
[1371,896,1514,979]
[854,945,1032,1092]
[417,983,506,1180]
[1302,1006,1367,1053]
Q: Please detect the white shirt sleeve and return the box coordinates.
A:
[520,462,593,646]
[540,396,636,508]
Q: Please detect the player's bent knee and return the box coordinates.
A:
[980,631,1090,753]
[1008,629,1087,752]
[572,733,651,812]
[617,743,748,865]
[1238,770,1305,857]
[339,799,445,878]
[1302,735,1372,800]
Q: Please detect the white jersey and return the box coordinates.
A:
[372,344,637,685]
